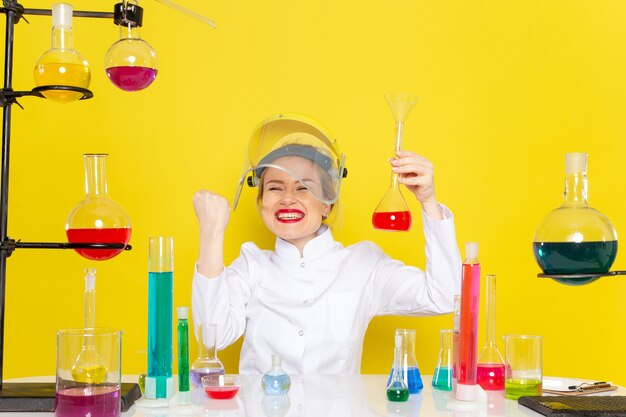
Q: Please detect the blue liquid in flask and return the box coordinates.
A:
[432,366,453,391]
[387,367,423,394]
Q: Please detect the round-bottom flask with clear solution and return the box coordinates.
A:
[262,354,291,395]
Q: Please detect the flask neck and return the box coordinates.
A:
[394,121,404,153]
[397,330,417,361]
[52,26,73,49]
[270,354,284,371]
[84,155,109,197]
[119,24,141,40]
[197,325,219,360]
[563,174,588,207]
[388,122,404,190]
[484,274,497,346]
[392,346,403,377]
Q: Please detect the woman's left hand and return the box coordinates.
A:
[390,150,442,219]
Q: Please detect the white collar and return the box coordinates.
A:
[274,225,335,259]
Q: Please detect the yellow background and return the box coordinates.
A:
[2,0,626,384]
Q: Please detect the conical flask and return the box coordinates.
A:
[432,329,453,391]
[387,335,409,402]
[476,274,505,391]
[387,328,423,394]
[33,3,90,103]
[104,2,158,92]
[372,92,419,231]
[190,323,224,387]
[66,154,132,260]
[533,153,618,285]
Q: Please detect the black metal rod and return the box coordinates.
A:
[0,0,18,391]
[10,241,132,250]
[0,8,114,19]
[538,270,626,279]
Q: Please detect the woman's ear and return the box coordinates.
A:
[322,204,331,219]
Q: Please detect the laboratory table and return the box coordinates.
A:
[3,374,625,417]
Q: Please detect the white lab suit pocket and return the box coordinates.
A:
[328,292,360,342]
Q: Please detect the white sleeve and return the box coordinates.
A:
[191,244,259,350]
[371,203,462,316]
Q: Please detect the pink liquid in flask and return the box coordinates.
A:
[55,385,120,417]
[106,66,157,91]
[66,227,131,260]
[477,363,505,390]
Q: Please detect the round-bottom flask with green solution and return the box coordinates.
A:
[533,153,618,285]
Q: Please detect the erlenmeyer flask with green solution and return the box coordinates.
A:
[372,92,419,231]
[533,152,618,285]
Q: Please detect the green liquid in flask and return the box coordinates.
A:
[505,378,542,400]
[533,240,617,285]
[387,385,410,402]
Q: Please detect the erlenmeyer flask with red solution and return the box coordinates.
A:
[372,92,419,231]
[66,154,132,260]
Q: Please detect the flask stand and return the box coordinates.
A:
[538,270,626,280]
[0,2,136,410]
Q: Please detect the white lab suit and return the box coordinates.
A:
[192,205,461,375]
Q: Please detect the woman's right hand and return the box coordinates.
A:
[193,190,231,237]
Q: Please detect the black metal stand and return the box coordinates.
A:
[0,1,137,410]
[538,270,626,280]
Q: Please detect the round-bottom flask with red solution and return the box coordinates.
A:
[66,154,131,261]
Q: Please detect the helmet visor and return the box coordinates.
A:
[234,114,346,209]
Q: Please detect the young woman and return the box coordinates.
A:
[191,114,461,374]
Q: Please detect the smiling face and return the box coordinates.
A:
[260,156,331,253]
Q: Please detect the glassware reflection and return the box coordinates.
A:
[240,374,381,417]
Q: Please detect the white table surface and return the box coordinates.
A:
[5,374,625,417]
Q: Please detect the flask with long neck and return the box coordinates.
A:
[387,335,409,401]
[476,274,505,390]
[372,93,418,231]
[190,323,224,387]
[66,154,132,260]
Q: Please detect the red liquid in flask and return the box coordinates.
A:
[55,385,120,417]
[477,363,505,391]
[372,211,412,231]
[66,228,131,261]
[106,66,157,91]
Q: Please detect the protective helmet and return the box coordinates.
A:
[234,113,347,209]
